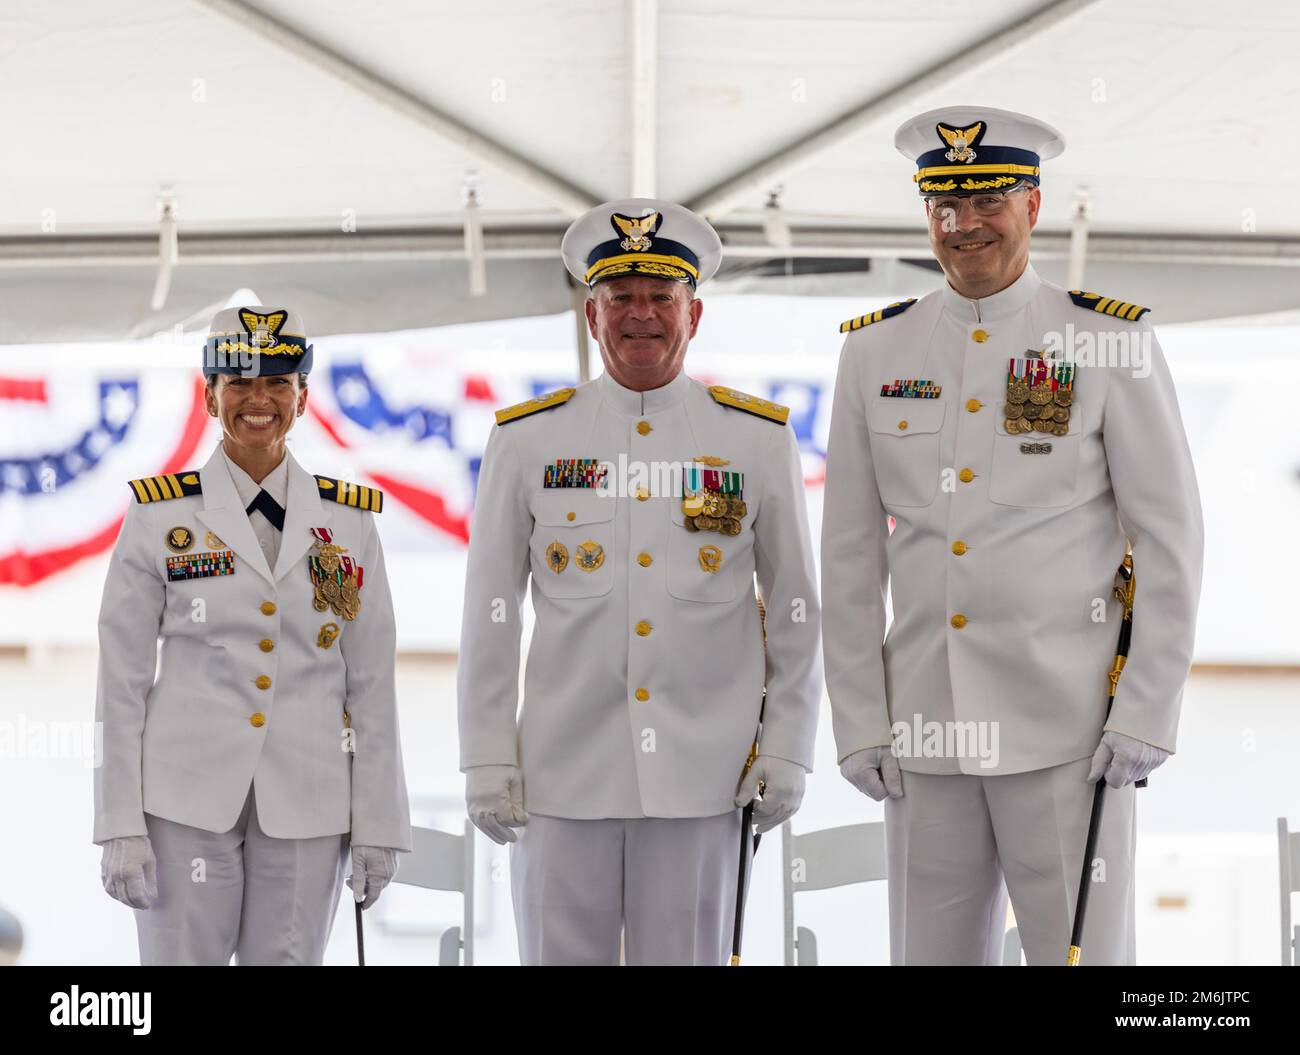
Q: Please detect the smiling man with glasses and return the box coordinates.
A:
[820,107,1204,965]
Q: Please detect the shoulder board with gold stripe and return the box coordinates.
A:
[315,476,384,513]
[495,387,576,426]
[839,298,918,334]
[1068,290,1150,321]
[707,386,789,425]
[128,471,202,504]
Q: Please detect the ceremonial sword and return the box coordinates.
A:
[1066,551,1146,966]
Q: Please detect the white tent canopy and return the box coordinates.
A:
[3,0,1299,341]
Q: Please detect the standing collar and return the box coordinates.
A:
[941,262,1042,323]
[596,369,690,417]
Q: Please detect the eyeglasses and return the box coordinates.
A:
[926,186,1027,223]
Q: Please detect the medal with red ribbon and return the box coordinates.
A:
[308,527,363,620]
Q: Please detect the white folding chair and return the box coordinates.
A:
[782,820,887,966]
[0,904,22,965]
[392,822,475,965]
[1279,817,1299,965]
[782,820,1021,965]
[1002,925,1023,967]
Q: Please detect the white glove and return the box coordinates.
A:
[100,835,158,910]
[734,755,806,834]
[466,764,529,845]
[840,746,904,801]
[346,845,399,910]
[1087,730,1169,789]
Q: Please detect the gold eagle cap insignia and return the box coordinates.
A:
[936,121,984,164]
[610,211,662,252]
[238,308,288,349]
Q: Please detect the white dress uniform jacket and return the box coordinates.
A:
[94,445,412,850]
[458,370,822,818]
[822,265,1204,774]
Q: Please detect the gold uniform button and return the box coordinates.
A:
[959,468,974,483]
[898,420,908,431]
[260,601,276,616]
[635,620,652,637]
[965,399,983,413]
[972,329,989,343]
[634,688,650,702]
[636,420,652,436]
[637,552,653,567]
[566,511,576,521]
[250,712,266,728]
[259,638,274,653]
[950,614,967,629]
[256,675,272,690]
[635,487,650,502]
[952,541,968,556]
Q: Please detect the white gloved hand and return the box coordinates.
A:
[1087,730,1169,789]
[100,835,158,910]
[346,845,399,910]
[840,746,904,801]
[466,764,529,845]
[734,755,807,834]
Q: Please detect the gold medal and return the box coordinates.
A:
[695,515,718,532]
[682,494,705,517]
[720,518,741,537]
[1004,403,1024,420]
[683,517,699,532]
[1052,423,1068,436]
[728,498,748,519]
[1054,389,1073,407]
[698,544,723,573]
[1007,381,1030,404]
[1029,385,1053,406]
[546,541,569,573]
[165,527,194,553]
[317,622,340,649]
[340,578,361,620]
[702,491,726,517]
[1052,406,1069,424]
[575,540,605,572]
[1023,403,1041,420]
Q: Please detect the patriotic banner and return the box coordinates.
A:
[0,366,208,587]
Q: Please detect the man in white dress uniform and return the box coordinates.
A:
[95,306,411,965]
[821,107,1204,965]
[457,199,822,965]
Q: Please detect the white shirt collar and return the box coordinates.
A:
[596,369,691,417]
[221,446,290,509]
[940,262,1042,323]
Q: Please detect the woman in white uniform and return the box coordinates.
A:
[94,306,412,965]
